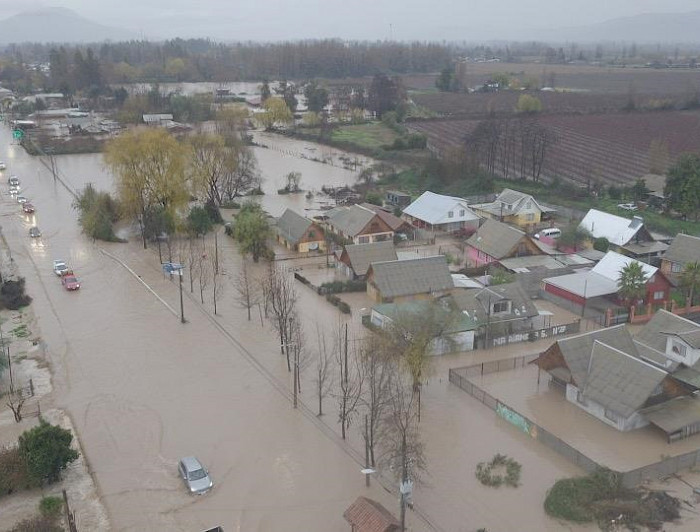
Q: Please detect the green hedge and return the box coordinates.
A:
[319,280,366,294]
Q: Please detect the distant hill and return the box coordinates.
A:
[0,7,140,44]
[535,10,700,43]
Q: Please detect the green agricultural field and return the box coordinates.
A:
[331,123,400,150]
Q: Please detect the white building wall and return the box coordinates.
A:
[565,384,648,432]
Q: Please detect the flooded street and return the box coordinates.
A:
[5,128,694,531]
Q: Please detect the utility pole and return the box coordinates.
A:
[400,433,408,532]
[365,415,371,487]
[214,230,219,274]
[179,268,185,324]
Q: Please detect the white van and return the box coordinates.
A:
[534,228,561,240]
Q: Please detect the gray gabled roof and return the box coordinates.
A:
[276,208,314,244]
[664,233,700,267]
[556,325,637,387]
[450,282,538,324]
[466,219,528,260]
[344,241,398,277]
[327,204,378,237]
[642,397,700,434]
[634,310,700,367]
[582,341,667,419]
[369,256,452,298]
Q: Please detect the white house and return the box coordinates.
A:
[402,191,480,234]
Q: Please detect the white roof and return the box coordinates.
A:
[543,251,657,299]
[578,209,644,246]
[451,274,484,289]
[591,250,657,282]
[402,191,479,226]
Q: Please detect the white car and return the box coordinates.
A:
[53,260,70,276]
[0,162,6,170]
[16,195,28,204]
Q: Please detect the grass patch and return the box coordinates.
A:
[544,469,680,530]
[12,324,29,338]
[331,123,400,150]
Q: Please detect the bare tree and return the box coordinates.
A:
[211,253,225,315]
[285,171,302,193]
[197,249,211,304]
[378,366,426,532]
[6,389,25,423]
[314,325,335,416]
[257,271,271,320]
[336,324,363,440]
[234,258,258,320]
[361,335,393,466]
[183,236,205,293]
[221,144,262,201]
[266,264,298,371]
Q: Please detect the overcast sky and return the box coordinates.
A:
[2,0,700,41]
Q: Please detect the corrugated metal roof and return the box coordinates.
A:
[369,256,452,298]
[578,209,644,246]
[633,310,698,367]
[360,203,408,232]
[344,241,398,277]
[450,282,538,324]
[642,397,700,434]
[543,271,617,298]
[372,300,479,332]
[275,208,313,244]
[591,251,657,282]
[471,188,555,217]
[583,341,667,419]
[466,219,528,260]
[327,204,377,237]
[664,233,700,267]
[402,191,479,226]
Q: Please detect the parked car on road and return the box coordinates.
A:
[9,186,19,195]
[0,162,6,170]
[16,195,28,204]
[178,457,212,495]
[29,227,41,238]
[22,203,35,214]
[8,176,19,186]
[61,275,80,291]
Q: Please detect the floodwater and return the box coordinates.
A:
[0,127,613,532]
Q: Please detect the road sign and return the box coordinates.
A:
[12,129,23,140]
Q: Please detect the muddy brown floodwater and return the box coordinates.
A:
[7,128,695,532]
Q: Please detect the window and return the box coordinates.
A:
[526,213,535,221]
[358,236,369,244]
[604,409,619,423]
[448,211,454,218]
[492,300,509,314]
[459,209,465,217]
[653,291,665,300]
[671,262,683,273]
[672,341,687,358]
[308,230,315,239]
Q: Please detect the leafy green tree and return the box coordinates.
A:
[18,421,79,484]
[593,237,610,252]
[517,94,542,113]
[187,206,214,236]
[275,80,298,113]
[435,67,456,92]
[255,97,293,130]
[368,74,404,118]
[665,153,700,220]
[73,183,121,242]
[0,278,32,310]
[630,178,649,201]
[680,261,700,306]
[617,262,647,305]
[491,72,510,88]
[557,226,589,252]
[260,79,271,102]
[233,203,271,262]
[304,81,329,113]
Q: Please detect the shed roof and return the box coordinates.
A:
[664,233,700,267]
[275,208,314,244]
[642,397,700,434]
[343,496,400,532]
[369,256,453,298]
[578,209,645,246]
[343,241,398,277]
[466,219,528,260]
[582,341,667,419]
[327,204,379,237]
[402,191,479,226]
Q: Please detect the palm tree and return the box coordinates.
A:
[617,262,648,306]
[680,261,700,307]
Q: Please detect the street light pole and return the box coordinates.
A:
[179,269,185,324]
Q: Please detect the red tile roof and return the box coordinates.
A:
[343,496,400,532]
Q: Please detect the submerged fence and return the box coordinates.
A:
[449,357,700,488]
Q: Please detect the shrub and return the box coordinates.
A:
[0,446,34,496]
[0,278,32,310]
[187,206,214,236]
[593,237,610,252]
[10,516,63,532]
[39,496,63,519]
[475,453,521,488]
[365,191,382,206]
[18,421,79,484]
[204,201,223,223]
[325,294,351,314]
[319,280,366,294]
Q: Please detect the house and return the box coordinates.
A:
[401,191,480,234]
[360,203,414,237]
[366,255,453,303]
[370,300,478,353]
[659,233,700,284]
[470,188,555,231]
[275,208,326,253]
[343,496,400,532]
[465,219,542,268]
[385,190,412,209]
[448,282,539,341]
[577,209,668,259]
[542,251,671,312]
[533,312,700,441]
[338,241,398,280]
[325,204,394,244]
[143,113,174,126]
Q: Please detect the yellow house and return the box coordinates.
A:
[366,255,454,304]
[275,208,326,253]
[470,188,555,232]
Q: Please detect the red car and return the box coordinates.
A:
[22,203,35,214]
[62,275,80,291]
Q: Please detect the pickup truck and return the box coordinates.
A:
[53,260,71,276]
